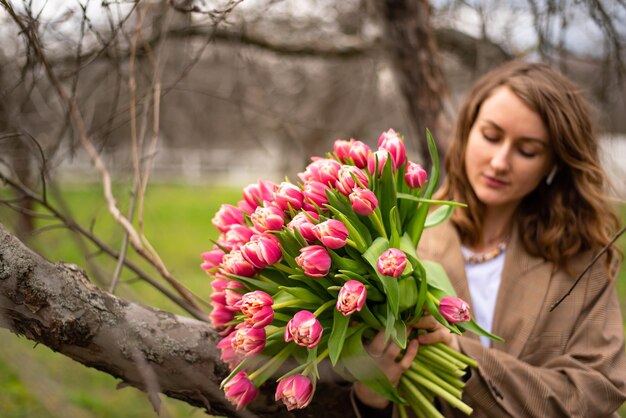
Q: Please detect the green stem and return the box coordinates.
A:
[404,370,473,415]
[414,358,465,389]
[435,342,478,369]
[272,300,301,310]
[409,361,462,398]
[399,378,446,418]
[248,345,293,382]
[273,262,298,275]
[421,345,466,369]
[427,291,440,306]
[370,208,388,240]
[416,349,460,373]
[313,299,335,317]
[266,326,286,337]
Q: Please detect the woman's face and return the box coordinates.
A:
[465,86,554,213]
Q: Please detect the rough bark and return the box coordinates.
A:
[371,0,452,165]
[0,223,355,418]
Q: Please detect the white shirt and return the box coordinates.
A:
[460,246,505,347]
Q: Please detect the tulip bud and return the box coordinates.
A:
[274,182,304,211]
[378,128,406,168]
[298,158,341,187]
[368,149,394,176]
[349,140,371,169]
[313,219,349,249]
[210,301,234,329]
[224,280,246,311]
[232,326,266,357]
[439,296,471,324]
[284,310,323,348]
[242,180,277,212]
[335,165,369,196]
[376,248,407,278]
[221,251,256,278]
[336,280,367,316]
[217,331,241,369]
[251,205,285,232]
[287,211,319,243]
[275,375,314,410]
[210,278,229,305]
[240,290,275,328]
[295,245,332,278]
[212,204,245,233]
[218,224,256,252]
[302,181,330,212]
[349,188,378,216]
[201,248,225,272]
[405,161,428,189]
[333,138,353,163]
[241,234,282,269]
[223,371,259,410]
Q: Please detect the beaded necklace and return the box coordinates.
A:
[463,239,508,265]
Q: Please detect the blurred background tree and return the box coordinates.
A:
[0,0,624,417]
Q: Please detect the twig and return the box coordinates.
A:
[550,225,626,312]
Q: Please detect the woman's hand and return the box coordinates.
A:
[353,331,419,409]
[353,314,460,409]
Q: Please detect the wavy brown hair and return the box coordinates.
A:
[438,61,621,272]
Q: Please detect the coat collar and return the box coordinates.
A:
[418,221,553,357]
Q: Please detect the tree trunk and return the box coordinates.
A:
[0,223,355,418]
[372,0,452,167]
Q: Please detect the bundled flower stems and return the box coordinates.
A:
[202,129,501,416]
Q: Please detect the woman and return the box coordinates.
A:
[353,61,626,417]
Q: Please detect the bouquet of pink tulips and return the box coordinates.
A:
[202,129,501,416]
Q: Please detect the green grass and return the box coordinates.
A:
[0,182,625,417]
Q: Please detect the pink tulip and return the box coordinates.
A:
[302,181,330,212]
[313,219,349,249]
[349,140,371,169]
[221,251,256,278]
[218,225,256,252]
[242,180,277,212]
[335,165,369,196]
[237,198,257,215]
[333,138,353,163]
[239,290,275,328]
[251,205,285,232]
[405,161,428,189]
[376,248,407,278]
[223,371,259,410]
[232,326,266,357]
[212,204,245,233]
[287,211,319,243]
[224,280,246,311]
[368,149,394,176]
[349,188,378,216]
[275,374,314,410]
[241,234,282,269]
[284,310,323,348]
[217,331,242,369]
[298,158,341,187]
[210,301,235,329]
[210,278,229,305]
[295,245,332,278]
[273,181,304,211]
[201,248,225,272]
[439,297,471,324]
[336,280,367,316]
[378,128,406,168]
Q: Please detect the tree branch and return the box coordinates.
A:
[0,223,355,418]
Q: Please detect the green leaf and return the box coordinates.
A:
[377,156,397,234]
[328,249,369,274]
[279,286,326,304]
[357,303,382,328]
[227,274,280,294]
[384,302,396,344]
[339,326,405,404]
[457,319,504,342]
[392,319,407,349]
[425,205,455,228]
[389,206,402,249]
[329,309,350,365]
[396,194,467,207]
[398,275,418,312]
[421,260,457,297]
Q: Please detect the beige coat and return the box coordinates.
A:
[419,221,626,417]
[352,221,626,417]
